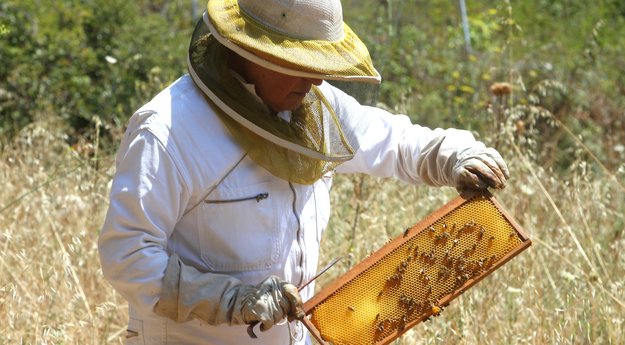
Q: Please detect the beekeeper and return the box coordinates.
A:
[98,0,510,344]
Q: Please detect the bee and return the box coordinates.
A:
[477,227,485,241]
[428,226,436,235]
[431,305,441,315]
[438,267,451,280]
[398,315,407,332]
[407,303,416,314]
[404,227,411,237]
[348,306,355,312]
[387,273,402,286]
[456,257,466,268]
[464,244,477,256]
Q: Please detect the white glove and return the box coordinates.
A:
[154,254,304,331]
[452,147,510,191]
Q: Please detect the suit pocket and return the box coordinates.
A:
[198,181,283,271]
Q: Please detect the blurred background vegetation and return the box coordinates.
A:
[1,0,625,344]
[1,0,624,167]
[1,0,624,162]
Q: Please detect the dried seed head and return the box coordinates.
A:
[490,82,513,96]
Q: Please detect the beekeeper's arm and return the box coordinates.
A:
[327,85,509,189]
[98,130,302,330]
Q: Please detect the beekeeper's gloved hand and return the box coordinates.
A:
[154,254,304,331]
[237,276,304,331]
[452,146,510,191]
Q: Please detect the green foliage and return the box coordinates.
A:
[0,0,191,146]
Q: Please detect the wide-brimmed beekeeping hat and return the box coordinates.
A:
[205,0,381,83]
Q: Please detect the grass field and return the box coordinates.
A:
[1,114,624,344]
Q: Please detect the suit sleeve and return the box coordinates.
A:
[327,85,482,187]
[98,130,190,316]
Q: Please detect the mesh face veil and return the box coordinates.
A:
[188,16,361,184]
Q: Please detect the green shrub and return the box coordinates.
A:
[0,0,190,148]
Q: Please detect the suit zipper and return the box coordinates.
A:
[204,193,268,204]
[289,182,305,287]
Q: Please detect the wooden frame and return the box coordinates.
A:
[302,191,531,345]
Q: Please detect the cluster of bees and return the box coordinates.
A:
[371,219,513,338]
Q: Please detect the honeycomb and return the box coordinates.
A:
[306,193,530,345]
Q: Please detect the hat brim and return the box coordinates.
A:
[206,1,381,83]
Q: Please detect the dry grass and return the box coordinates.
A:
[0,122,127,344]
[1,118,624,344]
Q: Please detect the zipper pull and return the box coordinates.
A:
[204,192,269,204]
[255,193,269,202]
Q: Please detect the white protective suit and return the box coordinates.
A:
[98,74,493,344]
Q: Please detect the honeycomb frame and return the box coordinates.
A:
[301,191,531,345]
